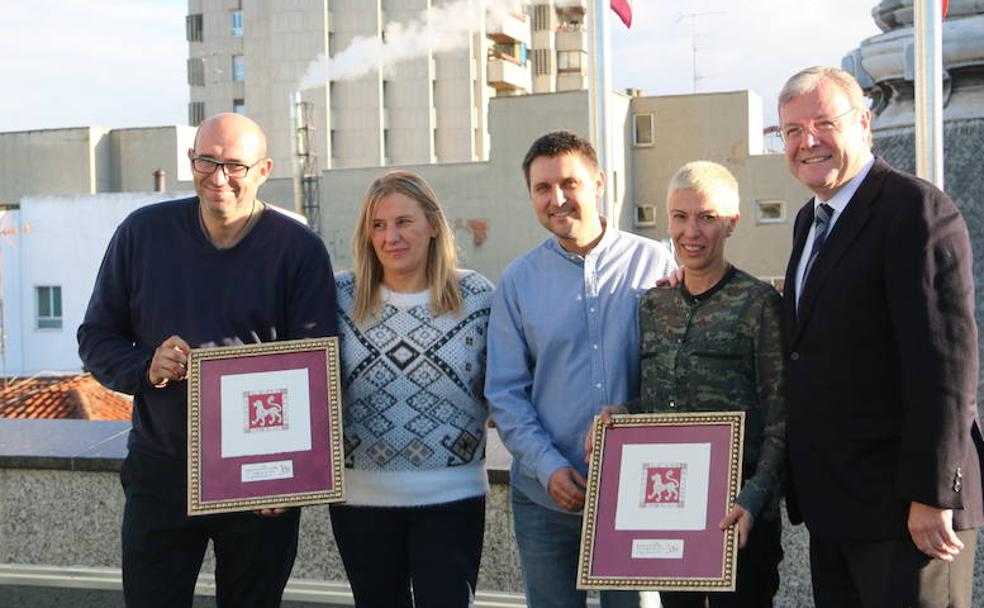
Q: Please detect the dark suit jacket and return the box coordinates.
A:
[783,157,984,539]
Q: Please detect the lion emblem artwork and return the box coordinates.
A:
[246,390,288,432]
[641,464,685,508]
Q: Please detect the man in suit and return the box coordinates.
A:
[779,66,983,607]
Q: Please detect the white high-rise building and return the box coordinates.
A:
[186,0,592,177]
[529,0,590,93]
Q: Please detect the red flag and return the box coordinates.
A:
[611,0,632,28]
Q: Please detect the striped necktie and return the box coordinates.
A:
[802,203,834,287]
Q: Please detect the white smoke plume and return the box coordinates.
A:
[298,0,526,89]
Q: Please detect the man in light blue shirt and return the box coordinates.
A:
[485,131,675,607]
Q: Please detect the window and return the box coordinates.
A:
[557,50,583,72]
[633,113,654,146]
[186,14,203,42]
[557,17,583,31]
[755,200,786,224]
[232,55,245,81]
[493,42,519,62]
[533,5,551,31]
[634,205,657,227]
[533,48,551,75]
[37,286,62,330]
[231,11,243,37]
[233,99,245,114]
[329,81,339,109]
[189,101,205,126]
[187,57,205,86]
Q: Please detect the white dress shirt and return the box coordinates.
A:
[794,154,875,308]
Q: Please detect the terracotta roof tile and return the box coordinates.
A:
[0,374,132,420]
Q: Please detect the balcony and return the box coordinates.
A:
[556,0,587,15]
[486,10,531,46]
[487,55,532,93]
[556,28,588,53]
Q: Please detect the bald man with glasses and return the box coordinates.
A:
[778,67,983,608]
[79,113,338,607]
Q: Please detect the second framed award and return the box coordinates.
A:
[578,411,744,591]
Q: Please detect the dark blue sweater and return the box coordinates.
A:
[78,197,338,460]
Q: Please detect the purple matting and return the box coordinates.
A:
[199,349,334,502]
[590,423,732,578]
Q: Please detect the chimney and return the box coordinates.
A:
[153,169,167,192]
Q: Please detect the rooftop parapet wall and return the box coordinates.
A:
[0,418,936,607]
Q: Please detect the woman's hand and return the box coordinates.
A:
[719,505,754,549]
[583,404,628,462]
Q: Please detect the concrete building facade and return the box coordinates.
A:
[626,90,807,283]
[262,88,806,285]
[0,193,188,378]
[0,194,313,378]
[0,127,195,207]
[185,0,595,178]
[529,0,591,93]
[0,89,806,376]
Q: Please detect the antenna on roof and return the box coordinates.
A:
[675,10,725,94]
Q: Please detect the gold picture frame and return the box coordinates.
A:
[187,337,344,516]
[578,411,744,591]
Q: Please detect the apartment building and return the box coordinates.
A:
[186,0,593,177]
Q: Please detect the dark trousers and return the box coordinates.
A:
[659,515,783,608]
[809,528,977,608]
[329,495,486,608]
[120,450,300,608]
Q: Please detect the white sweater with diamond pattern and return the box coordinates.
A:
[335,270,493,506]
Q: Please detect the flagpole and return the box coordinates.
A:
[592,0,615,220]
[913,0,945,189]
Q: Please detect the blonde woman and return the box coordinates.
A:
[331,170,493,607]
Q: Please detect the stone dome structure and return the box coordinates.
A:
[844,0,984,395]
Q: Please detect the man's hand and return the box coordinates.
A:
[655,267,685,288]
[719,505,754,549]
[548,467,586,512]
[583,405,628,462]
[255,508,288,517]
[148,335,191,387]
[908,501,963,561]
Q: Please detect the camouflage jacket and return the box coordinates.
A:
[631,266,785,519]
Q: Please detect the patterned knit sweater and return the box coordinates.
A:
[336,270,494,506]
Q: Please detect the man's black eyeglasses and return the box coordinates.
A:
[190,156,263,179]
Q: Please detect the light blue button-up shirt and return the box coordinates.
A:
[485,226,676,511]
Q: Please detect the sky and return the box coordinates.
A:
[0,0,882,133]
